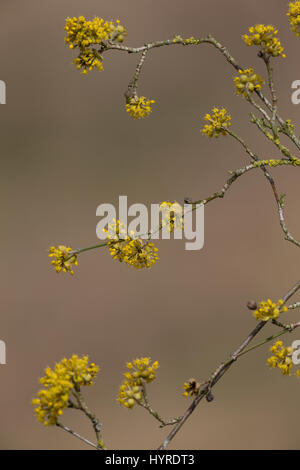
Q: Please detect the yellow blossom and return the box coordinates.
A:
[183,378,200,397]
[65,16,127,73]
[48,245,78,275]
[118,358,159,408]
[103,219,159,269]
[267,341,294,375]
[122,239,159,269]
[201,107,231,138]
[287,2,300,36]
[253,299,288,321]
[73,48,103,74]
[32,355,99,425]
[172,35,183,43]
[65,16,126,49]
[234,68,263,98]
[243,25,286,58]
[159,201,184,232]
[126,96,155,119]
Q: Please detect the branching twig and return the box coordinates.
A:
[71,389,106,450]
[56,422,99,450]
[158,280,300,449]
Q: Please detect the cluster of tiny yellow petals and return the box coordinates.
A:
[201,107,231,138]
[267,341,294,375]
[123,239,159,269]
[118,358,159,408]
[159,201,184,232]
[126,96,155,119]
[234,68,263,98]
[103,219,159,269]
[253,299,288,321]
[74,49,103,74]
[48,245,78,275]
[103,219,130,262]
[65,16,127,48]
[287,2,300,36]
[172,35,183,43]
[32,355,99,426]
[65,16,127,73]
[243,25,286,58]
[183,378,200,397]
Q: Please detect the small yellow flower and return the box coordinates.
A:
[201,107,231,138]
[172,35,183,43]
[122,239,159,269]
[159,201,184,232]
[253,299,288,321]
[118,358,159,408]
[287,2,300,36]
[48,245,78,275]
[234,68,263,98]
[243,25,286,58]
[126,96,155,119]
[73,48,103,74]
[267,341,294,375]
[32,355,99,425]
[183,378,200,397]
[103,219,159,269]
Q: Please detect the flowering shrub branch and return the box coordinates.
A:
[34,3,300,450]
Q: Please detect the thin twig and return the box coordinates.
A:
[56,422,99,450]
[158,280,300,449]
[72,389,106,450]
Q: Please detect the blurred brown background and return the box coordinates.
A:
[0,0,300,450]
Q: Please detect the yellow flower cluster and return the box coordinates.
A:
[234,68,263,98]
[287,2,300,36]
[201,107,231,138]
[253,299,288,321]
[173,35,183,43]
[159,201,184,232]
[126,96,155,119]
[32,355,99,426]
[104,219,159,269]
[243,25,286,58]
[118,358,159,408]
[267,341,295,375]
[183,378,200,397]
[65,16,127,73]
[74,49,104,74]
[48,245,78,275]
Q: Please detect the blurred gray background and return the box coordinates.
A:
[0,0,300,449]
